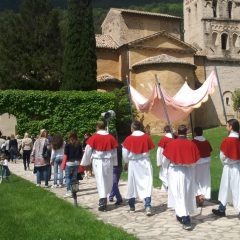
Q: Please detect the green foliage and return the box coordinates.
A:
[0,90,115,137]
[232,89,240,111]
[62,0,97,90]
[0,0,63,90]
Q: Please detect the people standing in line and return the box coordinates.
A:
[156,125,174,191]
[9,134,18,163]
[1,154,10,179]
[4,137,10,159]
[0,133,6,154]
[16,135,23,159]
[31,129,49,187]
[62,131,83,197]
[109,144,123,205]
[22,133,33,171]
[192,127,212,206]
[122,121,155,216]
[51,133,64,188]
[81,132,93,178]
[212,119,240,217]
[81,121,118,211]
[163,125,200,230]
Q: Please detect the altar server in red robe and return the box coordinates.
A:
[192,127,212,206]
[212,119,240,217]
[157,125,174,191]
[163,125,200,230]
[81,121,118,211]
[122,120,155,216]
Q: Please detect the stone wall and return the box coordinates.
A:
[96,49,120,79]
[102,9,181,46]
[0,113,17,136]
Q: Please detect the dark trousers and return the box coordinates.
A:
[129,197,151,208]
[23,150,31,170]
[36,166,48,186]
[109,166,122,202]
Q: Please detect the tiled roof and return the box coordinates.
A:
[111,8,182,20]
[128,31,197,52]
[132,54,196,68]
[97,74,122,83]
[96,34,119,49]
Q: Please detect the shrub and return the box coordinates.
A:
[0,90,115,138]
[232,89,240,111]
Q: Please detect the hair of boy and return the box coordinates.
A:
[178,125,188,135]
[96,121,106,130]
[163,125,171,133]
[131,121,143,131]
[227,119,240,133]
[194,127,203,136]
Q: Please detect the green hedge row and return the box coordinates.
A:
[233,89,240,112]
[0,90,116,137]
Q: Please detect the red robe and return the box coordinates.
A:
[86,133,118,151]
[158,136,173,149]
[123,134,155,154]
[163,138,200,164]
[192,139,212,158]
[220,137,240,160]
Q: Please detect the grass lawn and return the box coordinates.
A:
[121,126,227,200]
[0,175,137,240]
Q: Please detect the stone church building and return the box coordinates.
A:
[95,3,240,134]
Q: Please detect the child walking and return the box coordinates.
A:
[2,154,11,179]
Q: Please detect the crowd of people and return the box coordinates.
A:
[0,118,239,231]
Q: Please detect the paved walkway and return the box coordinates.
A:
[9,162,240,240]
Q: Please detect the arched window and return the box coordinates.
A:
[212,0,217,17]
[228,1,233,19]
[212,32,218,46]
[221,33,228,50]
[233,33,240,47]
[226,97,229,106]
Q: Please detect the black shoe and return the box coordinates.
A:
[212,209,226,217]
[176,215,182,224]
[115,200,123,206]
[98,206,107,212]
[182,223,192,231]
[109,198,114,202]
[129,207,135,213]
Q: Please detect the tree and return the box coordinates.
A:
[62,0,97,90]
[0,0,63,90]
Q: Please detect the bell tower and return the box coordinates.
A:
[184,0,240,59]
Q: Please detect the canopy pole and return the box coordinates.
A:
[126,75,134,121]
[189,113,194,139]
[214,66,227,124]
[155,75,174,137]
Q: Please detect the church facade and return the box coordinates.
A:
[95,5,240,134]
[184,0,240,127]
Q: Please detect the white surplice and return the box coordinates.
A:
[218,131,240,212]
[167,161,197,217]
[194,136,211,199]
[122,131,153,200]
[156,133,172,191]
[81,130,117,198]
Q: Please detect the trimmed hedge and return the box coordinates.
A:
[233,89,240,111]
[0,90,115,137]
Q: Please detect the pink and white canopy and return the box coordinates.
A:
[130,70,218,122]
